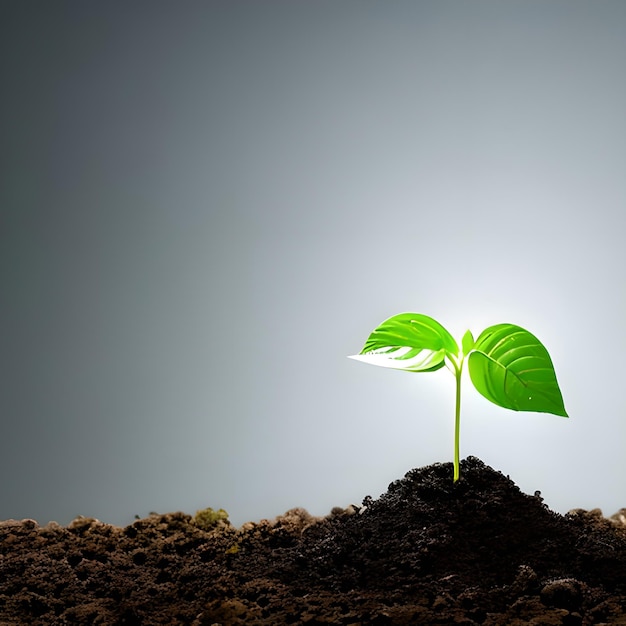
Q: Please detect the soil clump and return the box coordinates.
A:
[1,457,625,624]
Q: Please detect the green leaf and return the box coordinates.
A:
[467,324,568,417]
[348,312,458,372]
[462,329,475,356]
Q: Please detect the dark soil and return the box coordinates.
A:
[1,457,626,625]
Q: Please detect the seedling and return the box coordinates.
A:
[349,313,568,481]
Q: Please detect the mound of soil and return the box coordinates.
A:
[1,457,625,625]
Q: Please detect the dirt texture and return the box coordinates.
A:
[1,457,626,625]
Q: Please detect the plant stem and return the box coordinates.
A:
[454,361,462,481]
[447,354,464,482]
[445,353,465,481]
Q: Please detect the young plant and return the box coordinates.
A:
[349,313,568,481]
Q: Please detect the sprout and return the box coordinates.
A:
[349,313,568,481]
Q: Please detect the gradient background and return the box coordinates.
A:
[1,1,625,528]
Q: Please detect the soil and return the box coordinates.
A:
[1,456,626,625]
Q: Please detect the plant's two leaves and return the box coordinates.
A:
[348,312,458,373]
[468,324,568,417]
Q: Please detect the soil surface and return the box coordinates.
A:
[1,457,626,625]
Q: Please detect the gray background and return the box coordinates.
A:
[1,1,624,528]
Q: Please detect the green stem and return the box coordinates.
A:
[454,360,462,481]
[447,354,464,482]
